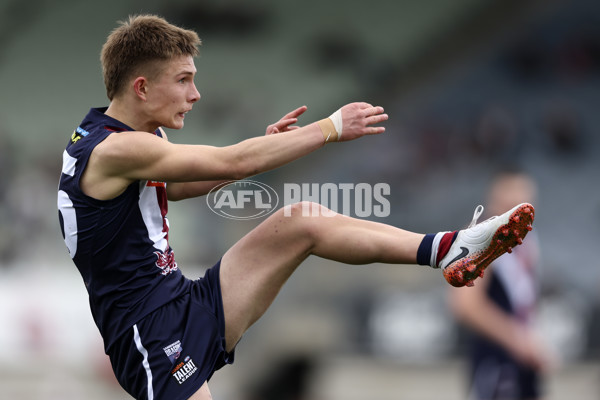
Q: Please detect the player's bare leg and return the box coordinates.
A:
[219,201,534,352]
[188,381,212,400]
[219,201,424,351]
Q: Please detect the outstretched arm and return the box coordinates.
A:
[168,105,309,200]
[81,102,387,201]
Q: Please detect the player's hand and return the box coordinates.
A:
[338,102,388,141]
[508,327,558,373]
[266,105,308,135]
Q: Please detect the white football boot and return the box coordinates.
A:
[439,203,535,287]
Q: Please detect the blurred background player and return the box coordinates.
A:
[450,168,554,400]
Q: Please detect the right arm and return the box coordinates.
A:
[167,105,308,201]
[82,102,388,200]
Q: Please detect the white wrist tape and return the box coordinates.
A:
[317,108,344,143]
[329,108,343,140]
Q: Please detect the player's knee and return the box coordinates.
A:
[282,201,337,219]
[279,201,337,243]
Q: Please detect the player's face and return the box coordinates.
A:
[146,55,201,130]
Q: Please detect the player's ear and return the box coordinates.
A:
[133,77,148,101]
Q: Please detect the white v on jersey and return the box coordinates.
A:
[57,107,191,351]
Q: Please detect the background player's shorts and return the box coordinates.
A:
[108,260,234,400]
[470,356,540,400]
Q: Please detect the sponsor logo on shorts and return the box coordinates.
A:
[171,355,198,385]
[163,340,182,363]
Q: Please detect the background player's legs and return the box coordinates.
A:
[219,201,424,352]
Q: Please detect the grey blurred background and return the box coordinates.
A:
[1,0,599,398]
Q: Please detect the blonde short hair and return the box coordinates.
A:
[101,15,201,100]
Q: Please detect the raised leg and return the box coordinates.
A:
[219,202,424,351]
[188,381,212,399]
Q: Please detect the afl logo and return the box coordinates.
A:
[206,180,279,220]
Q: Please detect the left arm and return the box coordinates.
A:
[158,128,227,201]
[167,179,229,201]
[165,105,307,201]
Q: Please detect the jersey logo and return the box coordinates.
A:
[147,181,166,188]
[154,249,178,276]
[70,126,90,144]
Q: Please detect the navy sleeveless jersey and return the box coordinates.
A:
[57,107,192,351]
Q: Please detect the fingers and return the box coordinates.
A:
[353,102,385,114]
[266,106,307,135]
[347,102,386,118]
[363,107,388,135]
[284,105,308,119]
[365,126,386,135]
[266,117,300,135]
[365,112,388,126]
[266,125,279,135]
[279,117,298,130]
[363,105,385,117]
[354,102,373,109]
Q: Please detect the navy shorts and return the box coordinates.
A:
[108,261,234,400]
[470,357,541,399]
